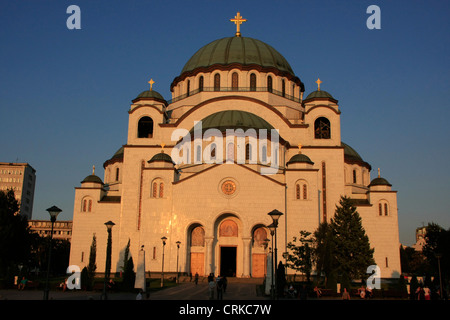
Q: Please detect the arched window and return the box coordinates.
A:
[232,72,239,91]
[314,117,331,139]
[82,197,93,212]
[214,73,221,91]
[211,143,216,160]
[115,168,120,181]
[282,79,286,97]
[379,201,389,216]
[138,116,154,138]
[261,145,267,163]
[246,143,252,161]
[152,182,158,198]
[295,181,308,200]
[353,170,357,184]
[159,182,164,198]
[267,76,273,93]
[199,76,204,92]
[196,145,202,163]
[250,74,256,91]
[187,80,190,96]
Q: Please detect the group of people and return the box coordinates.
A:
[415,286,432,300]
[207,273,227,300]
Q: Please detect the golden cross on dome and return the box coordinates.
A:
[316,78,322,91]
[92,165,95,175]
[230,12,247,37]
[148,79,155,91]
[161,143,166,153]
[298,144,302,153]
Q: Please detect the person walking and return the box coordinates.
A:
[208,274,215,300]
[194,272,199,285]
[342,288,351,300]
[216,277,224,300]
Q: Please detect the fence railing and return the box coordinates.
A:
[167,87,302,104]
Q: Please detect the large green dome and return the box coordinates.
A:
[190,110,274,134]
[181,37,295,76]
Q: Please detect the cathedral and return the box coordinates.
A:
[69,13,401,281]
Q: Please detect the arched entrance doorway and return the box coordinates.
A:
[215,216,240,277]
[188,224,205,276]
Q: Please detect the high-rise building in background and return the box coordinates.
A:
[0,162,36,219]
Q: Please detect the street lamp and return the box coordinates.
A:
[176,241,181,284]
[267,223,276,299]
[43,205,62,300]
[436,253,443,299]
[268,209,283,300]
[161,236,167,287]
[101,220,115,300]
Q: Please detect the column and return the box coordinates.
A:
[205,237,214,276]
[242,237,252,278]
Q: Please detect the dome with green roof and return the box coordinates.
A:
[148,152,175,164]
[341,142,371,169]
[182,37,294,76]
[369,177,392,187]
[190,110,274,134]
[81,174,103,185]
[171,36,304,90]
[286,153,314,166]
[304,90,335,101]
[133,89,166,103]
[103,146,124,168]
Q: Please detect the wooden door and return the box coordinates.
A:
[252,254,266,278]
[190,252,204,276]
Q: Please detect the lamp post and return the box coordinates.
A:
[436,253,443,299]
[268,209,283,299]
[268,223,276,299]
[101,221,115,300]
[43,205,62,300]
[161,236,167,287]
[176,241,181,284]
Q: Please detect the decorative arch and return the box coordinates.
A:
[151,178,164,198]
[81,196,93,212]
[219,219,238,237]
[295,179,308,200]
[378,200,389,216]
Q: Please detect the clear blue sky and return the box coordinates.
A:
[1,0,449,246]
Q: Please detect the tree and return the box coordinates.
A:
[84,234,97,290]
[330,196,375,282]
[313,222,338,288]
[0,189,33,276]
[286,230,313,282]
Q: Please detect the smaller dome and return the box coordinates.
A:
[148,152,175,164]
[81,174,103,184]
[111,146,124,159]
[369,177,392,187]
[304,90,335,101]
[287,153,314,165]
[134,90,166,102]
